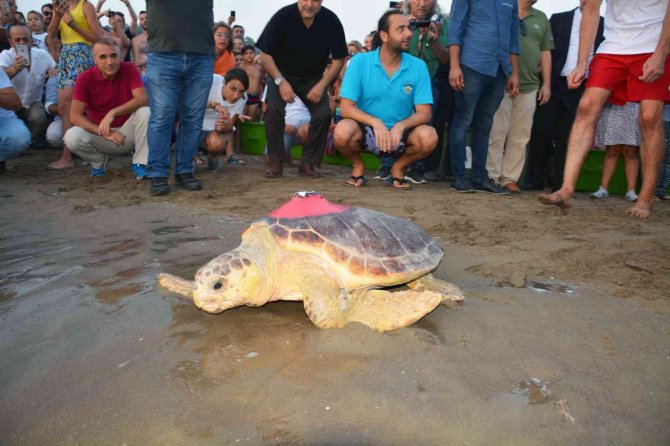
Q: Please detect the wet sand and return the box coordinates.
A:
[1,150,669,445]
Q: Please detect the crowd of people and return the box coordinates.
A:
[0,0,669,219]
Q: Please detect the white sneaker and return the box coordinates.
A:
[590,186,609,199]
[625,189,639,202]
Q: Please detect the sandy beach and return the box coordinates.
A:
[0,149,668,445]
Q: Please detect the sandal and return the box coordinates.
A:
[385,176,412,190]
[227,155,247,165]
[345,175,368,187]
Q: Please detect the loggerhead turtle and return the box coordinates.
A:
[158,192,463,332]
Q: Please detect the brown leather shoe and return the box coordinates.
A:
[503,182,521,194]
[264,168,283,178]
[298,162,321,178]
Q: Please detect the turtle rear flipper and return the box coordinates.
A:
[347,289,443,332]
[408,273,465,302]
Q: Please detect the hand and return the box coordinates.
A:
[98,110,115,136]
[237,114,253,122]
[449,65,464,91]
[48,68,58,77]
[214,104,230,122]
[639,52,666,83]
[389,122,405,151]
[506,73,519,98]
[372,119,391,153]
[306,83,324,103]
[104,130,126,146]
[13,56,29,72]
[537,83,551,106]
[428,22,441,42]
[214,114,230,132]
[61,11,73,25]
[567,62,587,89]
[278,79,295,103]
[227,15,235,25]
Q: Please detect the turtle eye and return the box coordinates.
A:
[213,280,223,290]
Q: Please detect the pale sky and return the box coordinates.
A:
[17,0,593,43]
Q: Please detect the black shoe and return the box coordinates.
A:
[404,170,428,184]
[174,172,203,191]
[150,177,170,196]
[374,166,391,180]
[472,178,510,194]
[423,171,440,182]
[450,176,475,193]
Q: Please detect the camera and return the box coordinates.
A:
[108,10,115,17]
[408,13,444,31]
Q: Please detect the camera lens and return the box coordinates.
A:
[408,20,417,30]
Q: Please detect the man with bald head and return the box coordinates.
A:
[0,25,55,143]
[257,0,347,178]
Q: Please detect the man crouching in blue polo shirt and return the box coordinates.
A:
[333,10,435,190]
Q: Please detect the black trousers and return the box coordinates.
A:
[424,71,455,175]
[264,74,331,167]
[525,78,584,190]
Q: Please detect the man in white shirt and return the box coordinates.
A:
[0,25,55,143]
[539,0,670,219]
[0,69,31,173]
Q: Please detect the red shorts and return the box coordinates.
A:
[586,53,670,105]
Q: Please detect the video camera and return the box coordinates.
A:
[408,14,444,31]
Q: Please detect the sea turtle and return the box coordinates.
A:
[158,192,464,332]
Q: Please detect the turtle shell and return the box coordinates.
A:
[251,195,443,289]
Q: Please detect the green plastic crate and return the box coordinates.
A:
[575,150,631,195]
[240,121,381,170]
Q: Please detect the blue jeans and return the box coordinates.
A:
[655,120,670,197]
[449,65,507,182]
[146,51,214,177]
[0,116,31,161]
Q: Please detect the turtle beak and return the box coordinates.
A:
[157,273,196,300]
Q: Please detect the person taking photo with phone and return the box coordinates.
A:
[0,25,56,145]
[46,0,101,170]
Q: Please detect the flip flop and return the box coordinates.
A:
[345,175,368,187]
[385,176,412,190]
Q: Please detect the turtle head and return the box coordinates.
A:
[192,250,262,313]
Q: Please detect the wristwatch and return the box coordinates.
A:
[274,76,285,86]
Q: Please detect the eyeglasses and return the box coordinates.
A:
[520,20,527,37]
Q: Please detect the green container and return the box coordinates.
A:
[240,121,381,170]
[575,150,630,195]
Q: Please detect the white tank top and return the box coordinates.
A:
[597,0,668,55]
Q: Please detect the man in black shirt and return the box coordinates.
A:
[256,0,347,178]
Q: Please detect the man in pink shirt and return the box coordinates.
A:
[64,37,150,178]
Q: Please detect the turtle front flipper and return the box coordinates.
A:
[158,273,196,299]
[408,274,465,302]
[347,289,444,332]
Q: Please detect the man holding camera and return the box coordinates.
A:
[447,0,520,194]
[0,25,56,144]
[333,10,436,189]
[257,0,347,178]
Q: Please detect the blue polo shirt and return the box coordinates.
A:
[340,48,433,130]
[448,0,520,77]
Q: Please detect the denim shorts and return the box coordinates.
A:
[358,123,408,156]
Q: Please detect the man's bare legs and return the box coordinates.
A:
[334,119,436,187]
[632,99,665,219]
[49,86,75,169]
[538,87,611,209]
[333,119,366,185]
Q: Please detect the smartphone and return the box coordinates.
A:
[389,1,400,8]
[16,44,30,66]
[230,10,236,18]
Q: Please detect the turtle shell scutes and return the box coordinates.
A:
[254,207,443,284]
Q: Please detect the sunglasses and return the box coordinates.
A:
[520,20,527,37]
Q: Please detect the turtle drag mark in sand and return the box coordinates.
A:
[159,192,464,332]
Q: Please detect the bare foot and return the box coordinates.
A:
[538,190,573,212]
[48,155,74,170]
[628,199,652,220]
